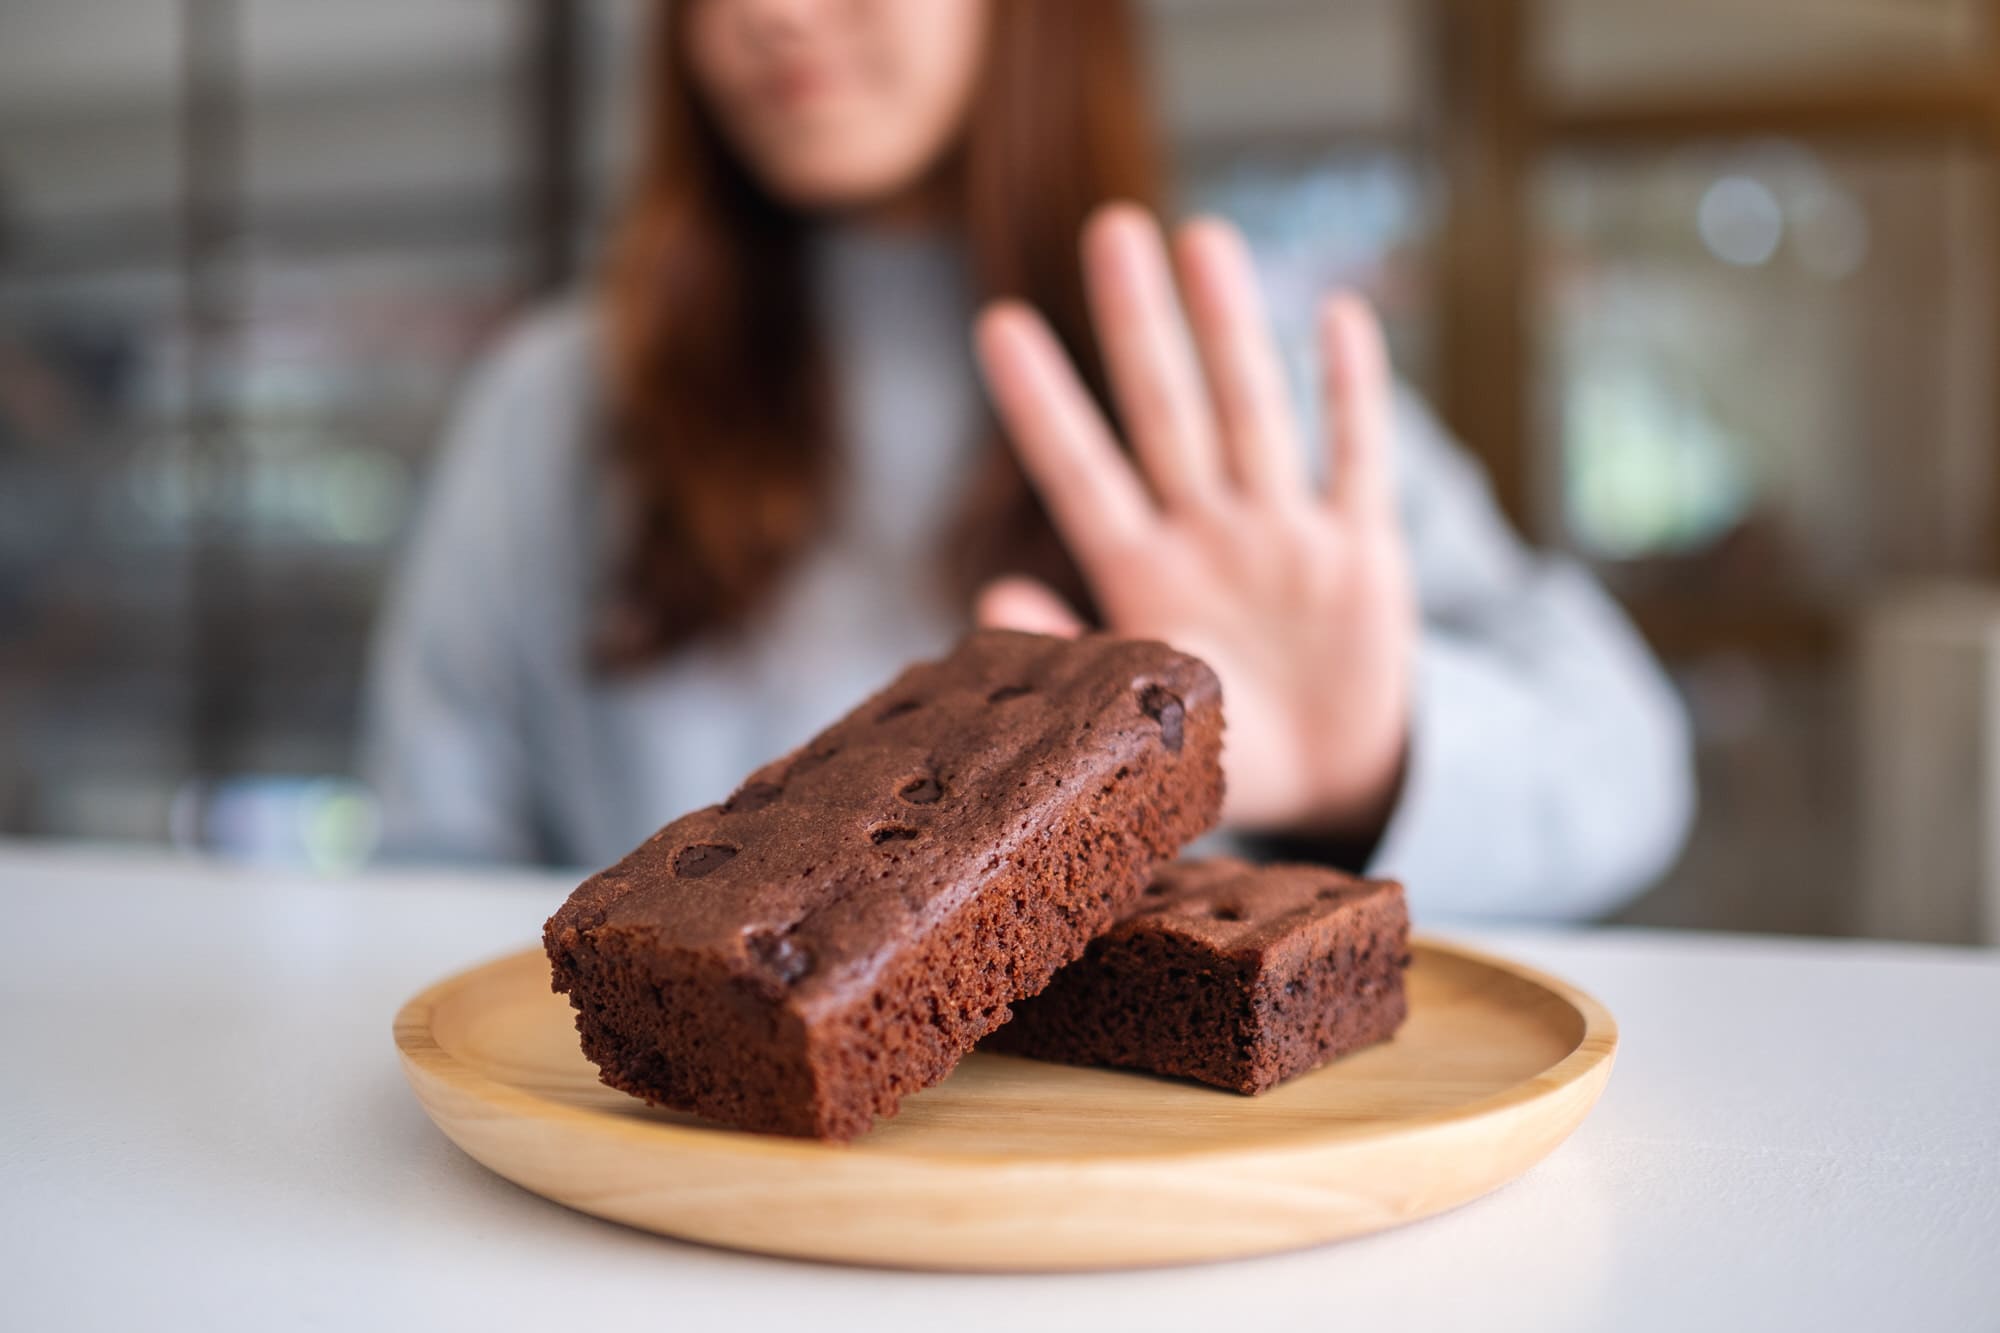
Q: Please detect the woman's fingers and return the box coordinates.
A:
[1082,205,1225,510]
[1318,292,1396,521]
[974,576,1086,638]
[974,301,1157,575]
[1174,218,1306,500]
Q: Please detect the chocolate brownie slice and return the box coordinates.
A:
[991,858,1409,1094]
[544,629,1224,1141]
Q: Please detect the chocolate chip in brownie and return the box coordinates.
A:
[747,929,813,986]
[673,843,737,878]
[1139,685,1185,753]
[898,775,944,805]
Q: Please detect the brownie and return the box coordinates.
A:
[990,858,1410,1094]
[544,629,1224,1140]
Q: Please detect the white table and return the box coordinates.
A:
[4,840,1996,1332]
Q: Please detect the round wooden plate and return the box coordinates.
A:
[395,938,1616,1270]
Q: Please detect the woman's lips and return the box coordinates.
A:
[756,61,838,110]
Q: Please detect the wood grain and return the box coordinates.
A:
[394,937,1617,1270]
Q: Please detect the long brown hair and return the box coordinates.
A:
[597,0,1163,666]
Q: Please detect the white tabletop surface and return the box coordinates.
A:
[4,839,1997,1332]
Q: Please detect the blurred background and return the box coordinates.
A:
[1,0,1995,942]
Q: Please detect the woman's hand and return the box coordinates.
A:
[972,205,1416,837]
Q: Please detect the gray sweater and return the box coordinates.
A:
[361,230,1693,921]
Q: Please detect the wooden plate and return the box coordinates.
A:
[395,938,1616,1270]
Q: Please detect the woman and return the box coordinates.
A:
[363,0,1693,921]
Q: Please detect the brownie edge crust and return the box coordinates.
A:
[991,858,1411,1094]
[543,630,1224,1141]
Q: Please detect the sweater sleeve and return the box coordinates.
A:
[356,318,575,864]
[1363,388,1696,921]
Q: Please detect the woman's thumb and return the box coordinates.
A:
[975,576,1086,638]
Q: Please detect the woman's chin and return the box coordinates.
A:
[750,156,949,223]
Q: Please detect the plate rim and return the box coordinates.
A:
[393,933,1619,1169]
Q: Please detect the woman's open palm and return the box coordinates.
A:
[973,206,1416,835]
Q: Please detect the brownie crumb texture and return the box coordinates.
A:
[543,629,1225,1140]
[992,858,1411,1094]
